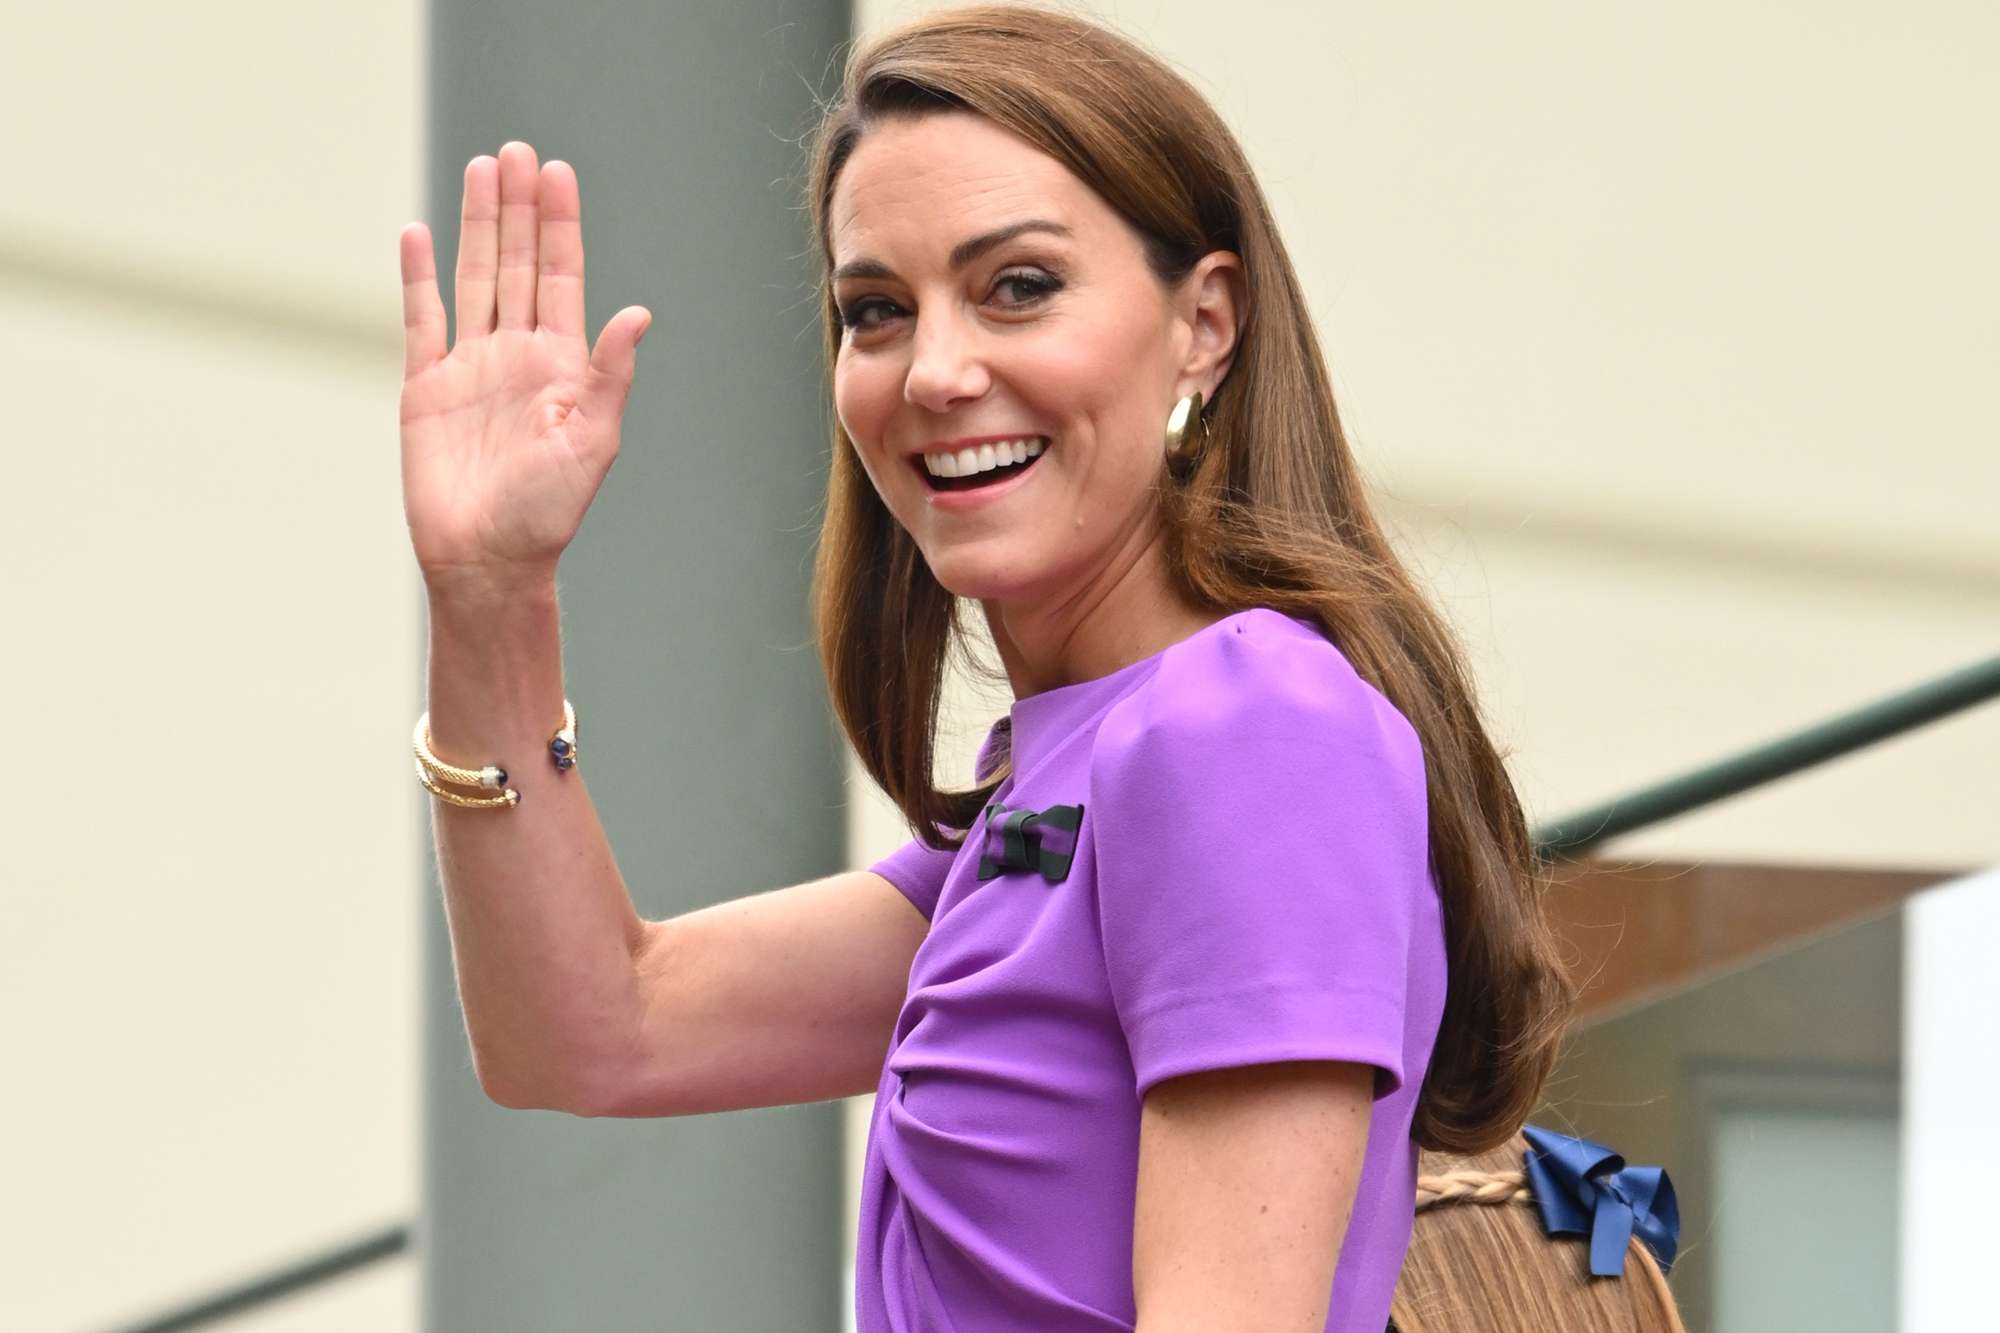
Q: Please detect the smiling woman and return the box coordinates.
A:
[824,106,1238,614]
[801,6,1578,1333]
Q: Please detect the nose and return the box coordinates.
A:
[902,304,991,414]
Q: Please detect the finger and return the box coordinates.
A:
[494,140,540,331]
[400,222,448,375]
[584,306,654,413]
[536,160,586,340]
[454,155,499,341]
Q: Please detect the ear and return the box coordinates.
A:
[1171,251,1246,403]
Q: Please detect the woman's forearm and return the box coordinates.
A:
[423,575,651,1112]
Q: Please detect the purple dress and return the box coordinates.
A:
[858,607,1448,1331]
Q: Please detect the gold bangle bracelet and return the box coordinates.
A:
[412,698,576,809]
[413,756,520,808]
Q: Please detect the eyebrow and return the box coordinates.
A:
[831,219,1074,283]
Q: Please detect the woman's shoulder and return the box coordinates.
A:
[1091,606,1426,795]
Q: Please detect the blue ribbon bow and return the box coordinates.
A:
[975,801,1084,883]
[1521,1123,1680,1278]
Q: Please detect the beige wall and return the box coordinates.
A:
[1,3,426,1330]
[844,0,2000,1294]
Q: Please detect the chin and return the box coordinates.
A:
[924,551,1051,604]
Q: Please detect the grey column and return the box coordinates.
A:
[421,3,854,1330]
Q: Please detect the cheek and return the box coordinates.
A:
[1018,323,1159,458]
[834,353,901,452]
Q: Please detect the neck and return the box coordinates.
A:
[979,537,1224,700]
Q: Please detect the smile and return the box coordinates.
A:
[917,436,1049,491]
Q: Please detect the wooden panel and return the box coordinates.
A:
[1543,857,1957,1024]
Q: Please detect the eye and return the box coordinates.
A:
[834,266,1065,337]
[993,268,1062,306]
[837,296,904,332]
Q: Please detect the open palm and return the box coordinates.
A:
[398,141,652,590]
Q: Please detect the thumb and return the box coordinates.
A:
[586,306,652,399]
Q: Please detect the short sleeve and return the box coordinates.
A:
[1089,620,1435,1104]
[869,836,956,922]
[866,719,1012,923]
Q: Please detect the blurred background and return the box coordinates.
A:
[4,0,1993,1330]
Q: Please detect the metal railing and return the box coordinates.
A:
[96,1226,409,1332]
[1533,652,2000,861]
[90,652,2000,1333]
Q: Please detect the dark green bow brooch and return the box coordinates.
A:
[976,801,1085,882]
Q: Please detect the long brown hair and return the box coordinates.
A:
[803,2,1575,1154]
[1389,1134,1688,1332]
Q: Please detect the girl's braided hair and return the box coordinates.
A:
[1387,1132,1687,1333]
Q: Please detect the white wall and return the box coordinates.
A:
[1902,865,2000,1333]
[1,4,426,1330]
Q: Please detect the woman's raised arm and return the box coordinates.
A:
[398,143,931,1118]
[399,140,654,1109]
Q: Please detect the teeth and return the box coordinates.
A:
[924,437,1046,478]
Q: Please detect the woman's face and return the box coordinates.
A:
[827,110,1234,609]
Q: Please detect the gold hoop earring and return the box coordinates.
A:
[1164,390,1209,474]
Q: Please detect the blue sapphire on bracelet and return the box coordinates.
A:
[544,699,579,774]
